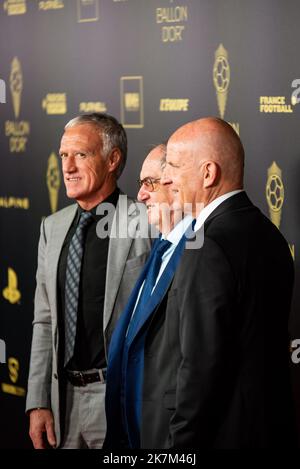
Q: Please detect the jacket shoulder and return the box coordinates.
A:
[43,204,77,233]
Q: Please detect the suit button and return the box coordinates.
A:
[53,373,58,379]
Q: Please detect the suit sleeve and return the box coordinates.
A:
[168,237,237,447]
[26,218,53,412]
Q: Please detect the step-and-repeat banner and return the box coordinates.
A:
[0,0,299,448]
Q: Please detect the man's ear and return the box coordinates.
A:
[108,148,121,173]
[202,161,220,188]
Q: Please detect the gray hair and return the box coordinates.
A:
[65,113,127,179]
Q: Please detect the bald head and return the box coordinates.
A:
[165,117,244,213]
[170,117,244,185]
[145,144,166,167]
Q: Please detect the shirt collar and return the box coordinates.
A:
[194,190,244,232]
[76,187,120,222]
[161,215,194,246]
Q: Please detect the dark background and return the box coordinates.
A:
[0,0,299,448]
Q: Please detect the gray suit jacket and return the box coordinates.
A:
[26,196,151,446]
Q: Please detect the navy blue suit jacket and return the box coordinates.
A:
[104,233,189,448]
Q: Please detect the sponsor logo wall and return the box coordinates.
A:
[0,0,299,447]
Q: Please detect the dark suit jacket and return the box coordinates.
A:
[141,192,296,449]
[104,235,188,449]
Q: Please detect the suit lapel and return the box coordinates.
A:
[106,238,160,361]
[47,205,78,328]
[103,197,139,333]
[204,191,254,228]
[126,234,187,345]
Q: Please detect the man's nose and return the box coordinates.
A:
[137,185,150,202]
[63,156,77,173]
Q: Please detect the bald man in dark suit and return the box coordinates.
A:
[140,117,296,448]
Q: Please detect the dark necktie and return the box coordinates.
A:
[64,211,93,367]
[127,238,172,336]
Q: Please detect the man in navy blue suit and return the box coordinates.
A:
[104,144,192,448]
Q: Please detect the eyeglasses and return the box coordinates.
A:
[137,177,161,192]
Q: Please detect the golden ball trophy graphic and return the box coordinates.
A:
[47,152,60,213]
[266,161,284,229]
[10,57,22,119]
[213,43,230,119]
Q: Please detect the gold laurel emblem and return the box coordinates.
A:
[213,44,230,119]
[3,268,21,304]
[47,152,60,213]
[10,57,23,119]
[266,161,284,229]
[8,357,19,384]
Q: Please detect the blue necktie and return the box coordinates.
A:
[120,238,172,446]
[127,238,172,337]
[104,221,196,449]
[64,211,93,367]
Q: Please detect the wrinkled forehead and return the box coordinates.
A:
[140,158,163,179]
[166,137,199,166]
[60,124,102,150]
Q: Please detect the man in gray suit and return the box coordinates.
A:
[26,113,151,449]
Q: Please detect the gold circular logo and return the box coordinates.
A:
[47,166,60,190]
[266,174,284,212]
[213,56,230,93]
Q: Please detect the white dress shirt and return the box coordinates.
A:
[155,215,193,288]
[130,191,242,326]
[128,216,193,328]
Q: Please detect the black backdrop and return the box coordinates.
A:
[0,0,299,448]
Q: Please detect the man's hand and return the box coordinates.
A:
[29,408,57,449]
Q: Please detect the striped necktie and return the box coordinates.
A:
[64,211,93,367]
